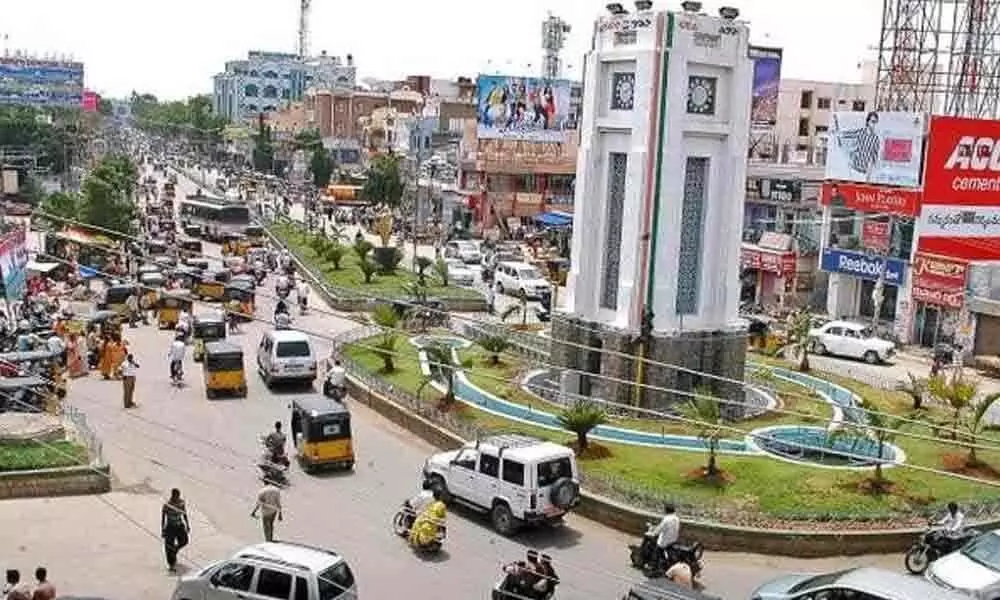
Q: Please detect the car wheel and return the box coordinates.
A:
[810,341,827,355]
[491,502,518,536]
[863,350,880,364]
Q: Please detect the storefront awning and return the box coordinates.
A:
[534,211,573,228]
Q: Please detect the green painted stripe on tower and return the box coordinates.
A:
[647,12,672,302]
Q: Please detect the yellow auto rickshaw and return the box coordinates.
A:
[202,341,247,398]
[157,292,193,329]
[179,237,203,258]
[222,282,255,322]
[244,225,266,247]
[192,314,227,362]
[138,272,164,307]
[194,272,226,301]
[222,233,250,257]
[98,284,135,314]
[290,396,355,472]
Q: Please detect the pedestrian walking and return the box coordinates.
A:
[120,353,140,408]
[31,567,56,600]
[161,488,191,572]
[125,292,140,328]
[251,481,283,542]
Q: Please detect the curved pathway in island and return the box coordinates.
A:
[408,335,884,461]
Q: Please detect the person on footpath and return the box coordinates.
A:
[161,488,191,572]
[251,480,283,542]
[31,567,56,600]
[3,569,31,600]
[120,352,140,408]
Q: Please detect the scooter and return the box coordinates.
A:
[628,522,704,578]
[904,524,980,574]
[257,440,290,486]
[394,502,446,553]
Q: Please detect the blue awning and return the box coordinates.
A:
[534,211,573,228]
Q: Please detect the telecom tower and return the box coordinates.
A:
[298,0,311,58]
[541,12,571,80]
[876,0,1000,118]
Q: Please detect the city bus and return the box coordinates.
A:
[179,193,250,241]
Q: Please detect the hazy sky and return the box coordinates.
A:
[2,0,882,100]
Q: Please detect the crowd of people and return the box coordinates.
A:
[2,568,56,600]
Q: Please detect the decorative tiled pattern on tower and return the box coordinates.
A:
[611,72,636,110]
[676,156,709,314]
[600,153,628,309]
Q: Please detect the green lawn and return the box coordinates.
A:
[0,441,89,472]
[271,221,482,301]
[346,336,1000,521]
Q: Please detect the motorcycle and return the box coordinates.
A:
[392,501,418,537]
[257,438,290,486]
[904,525,980,574]
[628,522,704,578]
[492,562,557,600]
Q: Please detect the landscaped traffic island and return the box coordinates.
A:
[268,220,487,311]
[342,330,1000,529]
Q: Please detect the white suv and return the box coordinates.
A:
[422,434,581,535]
[494,261,550,299]
[171,542,357,600]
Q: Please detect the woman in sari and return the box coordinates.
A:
[98,336,113,379]
[66,332,86,378]
[109,336,127,379]
[408,489,446,548]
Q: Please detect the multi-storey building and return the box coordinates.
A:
[212,51,356,122]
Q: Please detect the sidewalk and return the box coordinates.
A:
[1,492,244,599]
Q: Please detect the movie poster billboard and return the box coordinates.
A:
[477,75,572,143]
[0,57,85,108]
[824,111,925,188]
[0,228,28,302]
[748,46,782,128]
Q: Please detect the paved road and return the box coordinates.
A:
[51,162,905,599]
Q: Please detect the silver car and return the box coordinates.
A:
[927,530,1000,598]
[751,567,969,600]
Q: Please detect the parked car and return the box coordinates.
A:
[926,529,1000,598]
[445,240,481,264]
[170,541,358,600]
[808,320,896,364]
[751,567,969,600]
[494,261,550,299]
[442,258,476,286]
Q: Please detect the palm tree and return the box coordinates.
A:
[323,243,346,270]
[897,372,929,411]
[423,342,459,405]
[353,239,374,262]
[961,392,1000,465]
[835,403,909,490]
[372,332,398,373]
[680,386,725,477]
[433,258,449,286]
[477,335,510,366]
[928,370,979,438]
[784,309,814,372]
[358,258,378,284]
[557,400,608,452]
[371,303,400,329]
[415,256,434,286]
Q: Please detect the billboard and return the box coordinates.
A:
[819,182,921,216]
[748,46,782,128]
[81,90,98,112]
[825,111,924,187]
[477,75,572,143]
[820,248,907,286]
[0,57,84,108]
[0,228,28,302]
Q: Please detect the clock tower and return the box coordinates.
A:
[552,1,754,411]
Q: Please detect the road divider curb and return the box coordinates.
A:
[0,464,111,500]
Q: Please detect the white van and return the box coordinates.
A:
[257,330,318,388]
[494,261,551,299]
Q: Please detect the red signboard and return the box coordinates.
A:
[819,182,921,217]
[911,252,968,309]
[911,285,965,309]
[861,220,890,253]
[923,115,1000,206]
[741,246,796,276]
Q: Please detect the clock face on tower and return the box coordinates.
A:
[611,72,636,111]
[687,75,717,115]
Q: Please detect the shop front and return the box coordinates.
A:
[909,253,968,348]
[821,248,907,322]
[741,245,796,306]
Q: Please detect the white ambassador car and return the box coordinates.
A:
[443,258,476,286]
[808,320,896,364]
[927,530,1000,599]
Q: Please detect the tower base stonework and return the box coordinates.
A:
[551,313,747,418]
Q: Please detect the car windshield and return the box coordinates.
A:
[518,268,542,280]
[787,569,851,593]
[275,340,311,358]
[963,533,1000,569]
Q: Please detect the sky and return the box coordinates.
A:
[2,0,883,100]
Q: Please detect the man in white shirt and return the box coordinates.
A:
[46,334,66,365]
[940,501,966,534]
[168,335,186,380]
[297,281,309,312]
[276,273,291,297]
[325,359,347,400]
[650,503,681,570]
[251,482,283,542]
[121,353,140,409]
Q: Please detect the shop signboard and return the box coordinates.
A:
[861,220,891,253]
[0,227,28,302]
[741,245,796,275]
[911,252,968,310]
[820,248,906,285]
[824,111,925,188]
[919,116,1000,260]
[747,178,801,203]
[819,182,921,216]
[911,286,965,309]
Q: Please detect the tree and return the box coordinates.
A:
[309,146,334,188]
[98,97,113,116]
[78,155,139,236]
[39,192,79,223]
[252,114,275,173]
[423,341,460,406]
[371,303,400,329]
[360,153,404,209]
[358,258,379,284]
[681,386,725,477]
[374,247,403,274]
[415,256,434,286]
[961,393,1000,465]
[928,370,979,439]
[477,335,510,366]
[323,243,346,270]
[557,400,608,452]
[834,403,910,490]
[353,239,374,262]
[372,333,398,373]
[784,309,814,372]
[434,257,449,286]
[897,372,929,411]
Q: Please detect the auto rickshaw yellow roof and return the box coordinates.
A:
[292,395,350,417]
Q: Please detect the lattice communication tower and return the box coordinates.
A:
[876,0,1000,118]
[541,12,571,80]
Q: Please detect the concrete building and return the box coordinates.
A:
[553,3,753,410]
[212,51,356,122]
